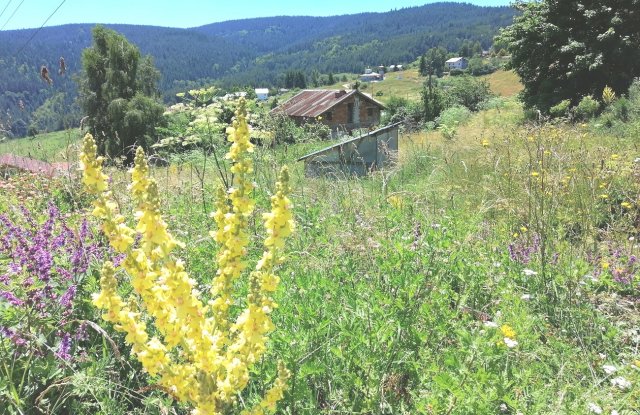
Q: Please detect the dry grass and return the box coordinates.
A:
[400,97,524,159]
[480,69,523,97]
[322,68,424,103]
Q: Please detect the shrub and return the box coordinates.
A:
[436,105,472,127]
[608,97,630,123]
[627,79,640,116]
[468,56,497,76]
[478,96,507,111]
[573,95,600,121]
[382,96,425,128]
[549,99,571,118]
[442,75,492,111]
[449,68,465,76]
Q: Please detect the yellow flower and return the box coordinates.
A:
[387,195,404,209]
[501,324,516,339]
[621,202,633,209]
[531,171,539,177]
[601,261,610,270]
[481,139,490,147]
[80,101,293,414]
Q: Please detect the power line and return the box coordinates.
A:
[0,1,14,22]
[14,0,66,57]
[1,0,25,30]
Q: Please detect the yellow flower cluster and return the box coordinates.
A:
[80,99,293,414]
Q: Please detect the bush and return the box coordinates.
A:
[609,97,630,123]
[442,76,493,111]
[468,56,497,76]
[478,97,507,111]
[382,96,413,125]
[549,99,571,118]
[436,105,472,127]
[449,68,465,76]
[627,79,640,116]
[573,95,600,121]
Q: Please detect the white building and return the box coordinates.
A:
[255,88,269,101]
[360,68,384,82]
[445,57,469,71]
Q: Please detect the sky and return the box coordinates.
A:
[0,0,512,31]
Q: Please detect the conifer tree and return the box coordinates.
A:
[79,25,165,160]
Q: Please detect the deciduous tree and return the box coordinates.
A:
[498,0,640,112]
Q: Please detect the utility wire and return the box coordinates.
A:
[14,0,66,57]
[0,1,14,22]
[1,0,25,30]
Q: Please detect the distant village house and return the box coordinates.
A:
[445,57,468,70]
[255,88,269,101]
[271,89,385,135]
[359,68,384,82]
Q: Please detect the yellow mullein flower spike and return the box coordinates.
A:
[80,98,293,414]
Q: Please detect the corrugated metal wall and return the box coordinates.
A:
[302,125,399,178]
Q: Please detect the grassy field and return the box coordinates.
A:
[320,67,523,104]
[480,69,524,97]
[0,129,82,163]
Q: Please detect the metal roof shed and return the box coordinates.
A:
[297,123,400,178]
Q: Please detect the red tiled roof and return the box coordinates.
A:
[271,89,385,118]
[0,154,70,177]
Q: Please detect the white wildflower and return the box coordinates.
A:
[523,269,538,276]
[484,321,499,328]
[588,403,603,414]
[602,364,617,375]
[611,376,632,390]
[521,294,531,301]
[504,337,518,348]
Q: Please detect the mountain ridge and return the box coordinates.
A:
[0,2,517,137]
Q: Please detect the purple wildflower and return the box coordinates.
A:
[55,333,72,361]
[59,285,77,308]
[0,290,24,306]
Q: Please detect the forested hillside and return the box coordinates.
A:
[200,3,515,85]
[0,2,516,137]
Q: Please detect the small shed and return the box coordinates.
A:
[297,123,400,178]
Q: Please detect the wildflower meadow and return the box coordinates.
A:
[1,87,640,414]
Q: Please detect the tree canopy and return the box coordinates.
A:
[79,26,165,160]
[498,0,640,112]
[420,47,448,78]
